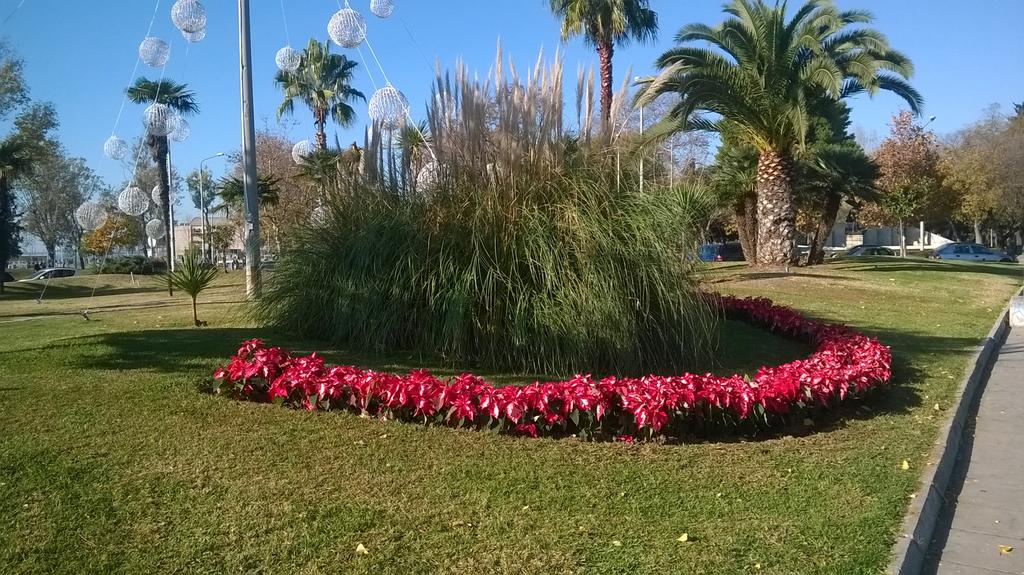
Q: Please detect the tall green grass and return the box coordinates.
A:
[253,48,719,376]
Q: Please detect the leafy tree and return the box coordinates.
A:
[0,138,32,294]
[0,41,28,120]
[870,111,941,256]
[549,0,657,130]
[208,224,238,270]
[186,168,216,214]
[126,77,199,285]
[159,247,220,326]
[82,212,142,255]
[275,39,365,150]
[640,0,921,266]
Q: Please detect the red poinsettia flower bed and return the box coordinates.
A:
[213,295,891,440]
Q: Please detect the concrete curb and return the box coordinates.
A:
[887,286,1023,575]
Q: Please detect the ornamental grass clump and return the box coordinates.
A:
[252,47,718,375]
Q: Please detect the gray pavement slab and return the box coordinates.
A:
[927,327,1024,575]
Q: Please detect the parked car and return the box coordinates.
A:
[931,243,1015,263]
[19,267,77,281]
[698,242,745,262]
[832,244,896,258]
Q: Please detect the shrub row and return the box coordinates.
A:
[214,295,891,441]
[92,255,167,275]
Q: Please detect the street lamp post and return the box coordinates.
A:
[199,152,226,262]
[238,0,261,299]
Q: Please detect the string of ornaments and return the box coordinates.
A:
[87,0,209,243]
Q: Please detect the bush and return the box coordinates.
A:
[253,49,719,375]
[93,255,167,275]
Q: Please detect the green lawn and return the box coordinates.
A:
[1,260,1020,574]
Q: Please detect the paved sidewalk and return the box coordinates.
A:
[925,327,1024,575]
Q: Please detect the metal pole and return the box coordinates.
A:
[167,146,176,271]
[199,152,225,263]
[238,0,261,298]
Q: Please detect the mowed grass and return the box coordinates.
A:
[0,259,1020,574]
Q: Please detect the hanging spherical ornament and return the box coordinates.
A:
[151,185,164,206]
[143,103,173,137]
[328,8,366,49]
[170,0,207,34]
[182,27,206,43]
[146,218,167,240]
[118,185,150,216]
[103,135,129,160]
[368,84,409,131]
[75,202,108,231]
[168,115,190,142]
[275,46,302,73]
[416,161,442,192]
[370,0,395,18]
[139,37,171,67]
[292,140,314,164]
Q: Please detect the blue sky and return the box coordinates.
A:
[2,0,1022,221]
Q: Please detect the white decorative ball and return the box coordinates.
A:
[328,8,366,49]
[182,27,206,43]
[75,202,108,231]
[104,136,129,160]
[275,46,302,73]
[370,0,395,18]
[118,185,150,216]
[416,162,442,192]
[139,37,171,68]
[171,0,207,34]
[145,218,167,240]
[151,185,164,206]
[144,103,173,137]
[168,115,190,142]
[292,140,314,164]
[368,84,409,131]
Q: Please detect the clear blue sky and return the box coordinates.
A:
[2,0,1022,221]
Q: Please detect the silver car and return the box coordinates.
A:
[931,243,1016,263]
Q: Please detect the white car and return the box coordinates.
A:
[19,267,77,281]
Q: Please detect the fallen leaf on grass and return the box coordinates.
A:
[612,540,623,547]
[677,533,689,543]
[901,460,910,471]
[355,543,369,555]
[998,545,1013,555]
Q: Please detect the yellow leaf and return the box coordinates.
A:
[901,460,910,471]
[612,540,623,547]
[355,543,369,555]
[998,545,1013,555]
[755,563,762,570]
[677,533,689,543]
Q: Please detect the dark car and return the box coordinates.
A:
[931,243,1015,263]
[833,244,896,258]
[698,242,745,262]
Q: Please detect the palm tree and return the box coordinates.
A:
[126,78,199,285]
[639,0,921,266]
[0,138,33,294]
[213,175,280,215]
[160,247,220,326]
[276,39,365,150]
[549,0,658,130]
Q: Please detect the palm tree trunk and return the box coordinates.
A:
[150,134,174,295]
[192,297,198,326]
[733,192,757,263]
[754,150,797,267]
[597,40,614,133]
[807,193,842,266]
[315,109,328,150]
